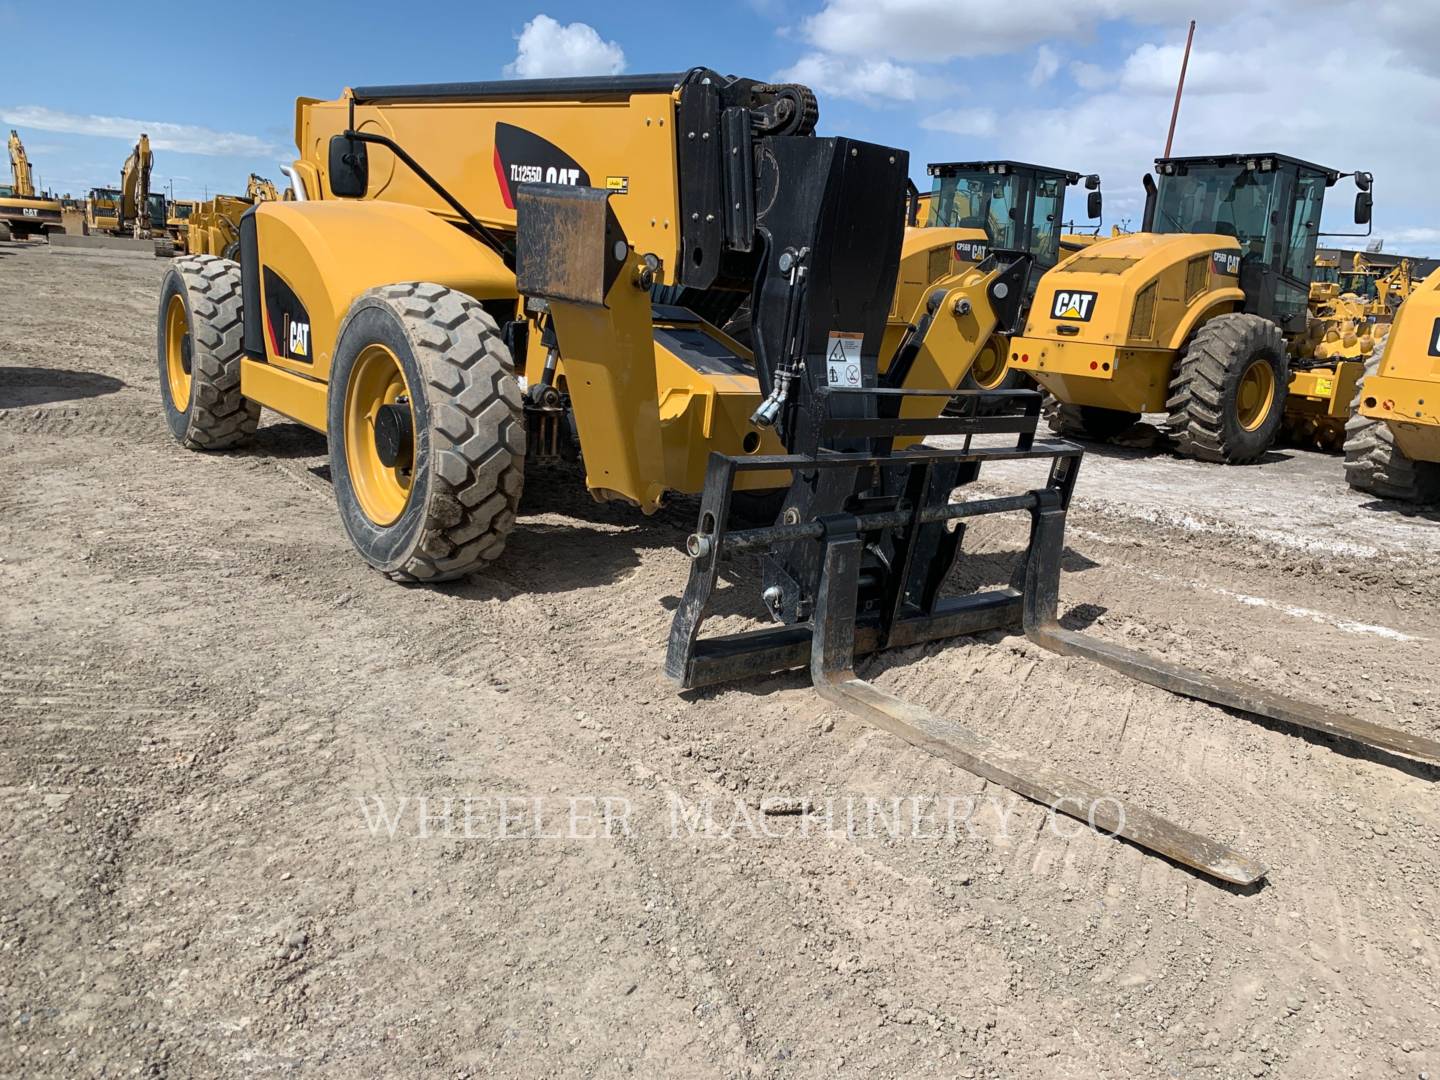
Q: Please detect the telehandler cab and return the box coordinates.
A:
[156,72,1439,885]
[1010,153,1374,461]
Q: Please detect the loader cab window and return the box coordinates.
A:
[930,171,1019,250]
[1283,172,1326,283]
[172,202,194,220]
[930,167,1068,269]
[1152,163,1279,268]
[1027,173,1065,269]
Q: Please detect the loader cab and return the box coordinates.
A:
[925,160,1097,276]
[1143,153,1370,333]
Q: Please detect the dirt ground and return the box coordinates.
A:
[2,242,1438,1079]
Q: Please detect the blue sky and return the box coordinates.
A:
[6,1,1439,253]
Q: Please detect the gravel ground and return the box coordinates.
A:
[2,241,1438,1079]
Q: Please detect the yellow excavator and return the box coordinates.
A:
[1344,264,1440,501]
[153,72,1440,885]
[1,129,63,240]
[1008,153,1374,462]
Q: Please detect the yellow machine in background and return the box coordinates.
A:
[188,174,281,258]
[901,160,1102,401]
[1009,152,1373,462]
[120,134,158,237]
[85,187,123,233]
[1344,265,1440,502]
[155,198,197,256]
[1,129,64,240]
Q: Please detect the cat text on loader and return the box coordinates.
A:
[154,72,1440,886]
[1344,264,1440,502]
[1009,153,1373,461]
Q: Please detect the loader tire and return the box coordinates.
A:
[157,255,260,449]
[221,239,241,263]
[1343,343,1440,503]
[946,340,1033,417]
[1165,313,1286,464]
[1043,396,1138,441]
[0,221,11,242]
[329,283,525,583]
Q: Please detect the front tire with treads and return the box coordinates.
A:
[157,254,259,449]
[1343,341,1440,502]
[329,283,525,583]
[1165,313,1286,464]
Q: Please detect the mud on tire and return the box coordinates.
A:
[1165,313,1286,464]
[329,283,525,583]
[1343,339,1440,503]
[157,254,260,449]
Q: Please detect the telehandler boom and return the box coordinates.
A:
[155,72,1440,886]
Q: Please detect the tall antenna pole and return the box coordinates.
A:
[1164,20,1196,157]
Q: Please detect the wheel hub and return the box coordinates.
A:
[373,400,414,468]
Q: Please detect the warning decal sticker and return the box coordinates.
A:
[826,331,864,387]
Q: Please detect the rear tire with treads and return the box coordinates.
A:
[1343,341,1440,502]
[329,283,525,583]
[156,254,259,450]
[1165,313,1286,464]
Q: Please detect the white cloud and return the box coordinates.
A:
[503,15,625,79]
[920,107,998,137]
[1028,45,1061,88]
[801,0,1241,61]
[0,105,282,157]
[907,4,1440,250]
[775,53,925,101]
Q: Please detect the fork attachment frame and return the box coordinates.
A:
[666,393,1269,885]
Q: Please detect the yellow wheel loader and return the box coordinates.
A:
[1344,265,1440,502]
[187,175,283,259]
[1,129,63,240]
[911,160,1102,403]
[1009,153,1374,462]
[155,72,1440,885]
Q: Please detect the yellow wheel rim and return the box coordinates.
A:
[344,344,415,526]
[164,293,192,410]
[971,342,1008,389]
[1236,358,1276,432]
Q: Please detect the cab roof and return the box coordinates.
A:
[927,160,1082,185]
[1154,153,1341,185]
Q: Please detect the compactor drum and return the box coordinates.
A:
[156,72,1439,884]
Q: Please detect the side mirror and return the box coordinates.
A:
[328,134,368,198]
[1087,190,1102,219]
[1354,171,1373,193]
[1355,190,1373,225]
[1084,174,1101,191]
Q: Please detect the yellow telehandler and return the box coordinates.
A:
[1344,264,1440,502]
[1009,153,1374,461]
[155,72,1439,885]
